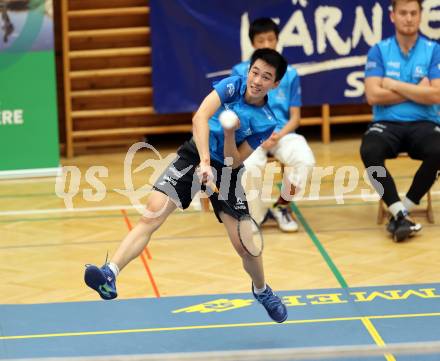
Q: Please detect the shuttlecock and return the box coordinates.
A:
[219,110,238,129]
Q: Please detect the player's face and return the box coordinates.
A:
[252,31,278,50]
[391,1,421,37]
[246,59,278,103]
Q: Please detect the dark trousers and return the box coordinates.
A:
[360,121,440,206]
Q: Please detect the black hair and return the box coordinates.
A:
[249,48,287,82]
[391,0,422,10]
[248,18,280,43]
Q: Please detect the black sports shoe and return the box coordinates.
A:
[386,215,397,234]
[392,211,422,242]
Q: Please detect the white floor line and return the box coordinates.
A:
[0,205,142,217]
[0,191,438,217]
[300,190,440,202]
[0,177,57,185]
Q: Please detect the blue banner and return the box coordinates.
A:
[151,0,440,112]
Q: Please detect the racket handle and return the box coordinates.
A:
[200,182,219,194]
[201,182,219,194]
[207,182,219,194]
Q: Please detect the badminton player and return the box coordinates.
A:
[84,48,289,323]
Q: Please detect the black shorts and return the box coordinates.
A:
[362,121,440,160]
[153,138,250,223]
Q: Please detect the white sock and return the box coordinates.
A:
[253,283,267,295]
[190,191,202,211]
[388,201,406,218]
[402,196,417,212]
[107,262,120,277]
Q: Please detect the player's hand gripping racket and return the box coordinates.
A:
[206,182,264,257]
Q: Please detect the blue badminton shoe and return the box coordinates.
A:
[84,264,117,300]
[252,284,287,323]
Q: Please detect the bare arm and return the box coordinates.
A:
[364,77,406,105]
[383,77,440,105]
[193,91,251,171]
[223,125,254,168]
[192,91,221,167]
[192,91,222,183]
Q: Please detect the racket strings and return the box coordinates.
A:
[203,182,263,257]
[237,217,263,257]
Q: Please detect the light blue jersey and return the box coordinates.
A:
[209,75,277,164]
[365,35,440,123]
[232,61,301,132]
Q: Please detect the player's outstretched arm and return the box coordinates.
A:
[192,91,221,167]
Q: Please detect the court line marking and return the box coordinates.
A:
[120,209,160,298]
[290,195,348,288]
[1,312,439,340]
[288,189,397,355]
[0,177,56,185]
[0,205,144,216]
[121,209,152,260]
[1,200,438,225]
[0,209,203,224]
[1,191,438,217]
[361,317,396,361]
[0,174,427,199]
[0,229,281,250]
[1,220,438,251]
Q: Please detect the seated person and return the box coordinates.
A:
[361,0,440,242]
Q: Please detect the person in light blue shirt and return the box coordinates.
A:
[360,0,440,242]
[232,18,315,233]
[208,75,278,164]
[84,48,289,323]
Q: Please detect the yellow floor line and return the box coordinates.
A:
[1,312,439,341]
[361,317,396,361]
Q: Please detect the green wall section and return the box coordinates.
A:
[0,51,59,171]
